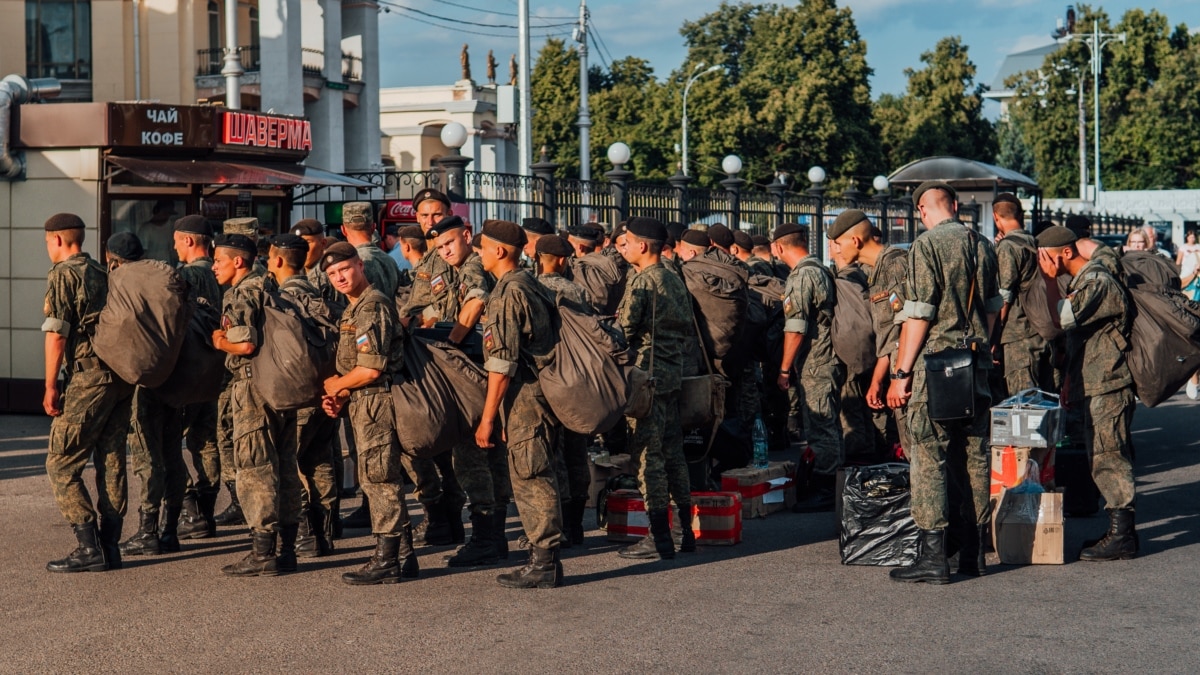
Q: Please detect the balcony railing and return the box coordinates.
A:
[196,46,362,83]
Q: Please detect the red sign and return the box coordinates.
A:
[221,111,312,152]
[382,200,417,223]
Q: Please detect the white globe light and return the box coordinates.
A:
[721,155,743,175]
[872,175,890,192]
[440,122,468,150]
[607,141,632,166]
[807,165,826,184]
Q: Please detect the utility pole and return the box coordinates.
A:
[222,0,243,109]
[518,0,532,176]
[1058,12,1125,202]
[574,0,591,182]
[1077,71,1087,201]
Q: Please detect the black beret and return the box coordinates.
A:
[625,217,667,243]
[291,218,324,236]
[480,219,527,248]
[993,192,1022,207]
[827,209,870,240]
[750,234,771,248]
[426,215,466,239]
[566,225,601,244]
[521,217,555,235]
[320,241,360,271]
[680,229,710,247]
[214,233,257,259]
[270,233,309,252]
[412,188,452,210]
[912,180,957,206]
[535,234,574,258]
[665,222,686,247]
[106,232,144,261]
[732,229,753,251]
[44,213,86,231]
[1064,214,1092,238]
[174,214,213,237]
[384,222,402,237]
[1036,225,1078,248]
[708,223,735,249]
[396,225,424,240]
[771,222,808,242]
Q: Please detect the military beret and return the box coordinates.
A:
[610,222,625,242]
[1065,214,1092,238]
[174,214,213,237]
[480,219,527,248]
[732,229,754,251]
[320,241,360,271]
[566,225,602,244]
[1036,225,1078,248]
[270,233,309,252]
[223,217,260,240]
[535,234,574,258]
[521,217,555,236]
[44,213,86,231]
[214,233,257,259]
[771,222,807,242]
[827,209,870,240]
[625,217,667,243]
[912,180,957,206]
[106,232,144,261]
[412,188,452,210]
[341,202,374,226]
[750,234,771,248]
[993,192,1022,207]
[680,229,710,248]
[708,223,735,249]
[665,222,686,247]
[396,225,424,240]
[425,215,466,239]
[290,218,324,236]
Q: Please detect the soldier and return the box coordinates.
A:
[401,189,456,326]
[320,242,419,585]
[291,218,343,306]
[616,217,696,560]
[676,229,709,262]
[521,216,555,265]
[993,193,1053,395]
[1036,226,1139,560]
[1065,214,1122,276]
[733,230,772,278]
[474,220,565,588]
[750,234,790,280]
[341,202,401,298]
[661,222,686,277]
[42,216,136,573]
[566,224,625,316]
[211,233,302,576]
[886,181,1001,584]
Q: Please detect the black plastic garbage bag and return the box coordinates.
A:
[839,463,918,566]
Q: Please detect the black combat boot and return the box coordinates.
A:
[99,515,123,570]
[1080,509,1138,561]
[566,496,588,546]
[792,473,836,513]
[491,508,510,560]
[47,522,107,573]
[214,481,245,526]
[221,531,279,577]
[158,504,183,553]
[496,546,562,589]
[955,524,987,577]
[446,511,500,567]
[677,503,696,553]
[177,490,216,540]
[296,507,316,557]
[398,524,420,579]
[890,529,951,584]
[342,494,371,530]
[415,498,453,547]
[119,508,162,556]
[297,507,334,558]
[558,501,575,550]
[446,496,467,545]
[618,509,675,560]
[277,523,299,574]
[342,534,403,585]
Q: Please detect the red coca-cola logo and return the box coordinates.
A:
[383,200,417,222]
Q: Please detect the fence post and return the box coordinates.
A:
[807,180,826,254]
[904,188,917,242]
[668,168,691,225]
[877,194,891,245]
[721,174,745,230]
[843,181,864,206]
[766,177,787,231]
[605,165,633,223]
[435,150,473,204]
[530,147,559,226]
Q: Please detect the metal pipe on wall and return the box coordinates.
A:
[133,0,142,100]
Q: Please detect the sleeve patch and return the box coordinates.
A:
[431,275,446,294]
[356,333,371,353]
[483,327,494,351]
[889,292,902,312]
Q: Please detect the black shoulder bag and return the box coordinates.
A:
[924,231,985,421]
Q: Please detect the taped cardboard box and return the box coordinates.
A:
[604,490,674,542]
[586,451,634,509]
[990,389,1065,448]
[989,445,1056,499]
[720,461,797,518]
[992,488,1064,565]
[691,492,742,545]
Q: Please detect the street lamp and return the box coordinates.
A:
[1056,11,1125,202]
[1062,65,1088,202]
[720,154,745,230]
[806,165,827,196]
[605,141,633,221]
[681,63,722,177]
[437,122,472,203]
[873,175,891,244]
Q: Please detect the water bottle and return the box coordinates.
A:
[752,415,769,469]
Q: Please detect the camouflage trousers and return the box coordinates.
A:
[229,379,302,534]
[295,406,339,519]
[1083,388,1136,510]
[839,372,876,464]
[400,450,466,510]
[502,380,563,549]
[181,400,220,494]
[452,440,511,517]
[217,382,236,484]
[127,386,187,511]
[46,368,134,526]
[552,429,591,505]
[798,361,845,476]
[347,390,410,535]
[905,395,992,531]
[627,389,691,514]
[1002,340,1054,398]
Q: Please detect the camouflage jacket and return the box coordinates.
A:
[221,272,266,373]
[1061,259,1133,400]
[538,272,588,306]
[42,253,107,370]
[337,287,405,384]
[996,230,1044,346]
[179,256,221,308]
[785,257,838,368]
[432,252,492,323]
[617,262,695,394]
[356,242,401,299]
[482,269,558,382]
[402,245,457,322]
[867,245,908,362]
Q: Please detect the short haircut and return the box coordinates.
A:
[401,234,427,253]
[270,245,306,271]
[189,233,212,249]
[993,200,1023,222]
[775,232,807,250]
[57,228,85,246]
[626,232,663,255]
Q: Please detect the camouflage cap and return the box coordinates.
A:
[223,217,261,240]
[342,202,374,228]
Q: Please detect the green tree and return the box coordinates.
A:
[530,39,582,178]
[588,57,673,181]
[995,117,1037,181]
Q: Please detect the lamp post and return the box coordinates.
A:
[720,154,744,229]
[1063,68,1088,202]
[681,63,721,177]
[873,174,891,244]
[1058,15,1126,202]
[605,141,633,222]
[436,122,472,203]
[807,166,826,253]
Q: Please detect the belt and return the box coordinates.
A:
[350,380,390,401]
[231,365,254,381]
[72,357,104,373]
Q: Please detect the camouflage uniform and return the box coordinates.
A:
[1060,260,1136,510]
[356,242,401,298]
[785,258,846,476]
[868,245,911,450]
[178,257,222,493]
[127,387,186,511]
[539,272,592,504]
[217,268,265,485]
[482,270,563,550]
[618,263,695,514]
[996,230,1053,395]
[43,253,135,527]
[401,246,457,323]
[223,273,302,535]
[746,256,774,278]
[835,264,877,462]
[900,219,1002,530]
[568,252,625,316]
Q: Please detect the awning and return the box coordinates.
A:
[888,156,1040,193]
[107,156,375,188]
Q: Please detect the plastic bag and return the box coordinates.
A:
[839,464,919,566]
[1009,460,1046,494]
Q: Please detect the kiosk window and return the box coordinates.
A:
[25,0,92,80]
[112,198,186,266]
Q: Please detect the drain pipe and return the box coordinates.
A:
[0,75,62,179]
[133,0,142,100]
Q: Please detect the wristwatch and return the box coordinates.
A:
[892,369,912,380]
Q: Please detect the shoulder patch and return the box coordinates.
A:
[870,291,890,303]
[416,271,431,281]
[355,333,371,353]
[431,274,446,294]
[483,327,494,351]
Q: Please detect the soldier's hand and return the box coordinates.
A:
[43,387,62,417]
[886,377,912,409]
[475,419,495,449]
[321,395,344,418]
[776,372,791,391]
[866,379,885,410]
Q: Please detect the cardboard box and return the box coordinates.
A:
[720,461,797,518]
[990,389,1065,448]
[992,488,1064,565]
[604,490,674,542]
[990,445,1056,498]
[586,452,635,509]
[690,492,742,545]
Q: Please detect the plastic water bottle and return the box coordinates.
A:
[752,416,769,469]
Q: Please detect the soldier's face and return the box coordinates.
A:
[325,259,367,295]
[212,248,240,285]
[435,228,472,267]
[416,201,449,232]
[300,235,325,269]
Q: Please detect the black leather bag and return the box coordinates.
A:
[924,346,976,421]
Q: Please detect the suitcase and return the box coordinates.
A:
[1055,444,1100,516]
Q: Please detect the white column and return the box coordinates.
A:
[259,0,304,116]
[342,1,381,171]
[305,0,344,171]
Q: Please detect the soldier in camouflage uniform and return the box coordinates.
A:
[401,189,456,325]
[887,182,1002,584]
[341,202,401,298]
[993,194,1053,396]
[772,223,845,512]
[1036,226,1139,561]
[474,220,565,589]
[616,217,696,560]
[320,243,419,585]
[211,233,302,577]
[41,215,136,573]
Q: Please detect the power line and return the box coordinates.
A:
[380,1,575,30]
[590,23,616,67]
[588,32,609,71]
[384,9,570,39]
[427,0,574,22]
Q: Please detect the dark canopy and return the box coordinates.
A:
[887,156,1040,194]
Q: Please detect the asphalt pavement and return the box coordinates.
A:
[1,395,1198,673]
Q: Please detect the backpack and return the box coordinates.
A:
[391,336,488,458]
[569,253,626,316]
[1117,251,1200,407]
[250,287,338,411]
[1010,238,1064,341]
[798,260,876,376]
[155,295,225,408]
[745,273,786,363]
[93,259,192,388]
[681,254,749,376]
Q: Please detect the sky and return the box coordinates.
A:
[377,0,1200,109]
